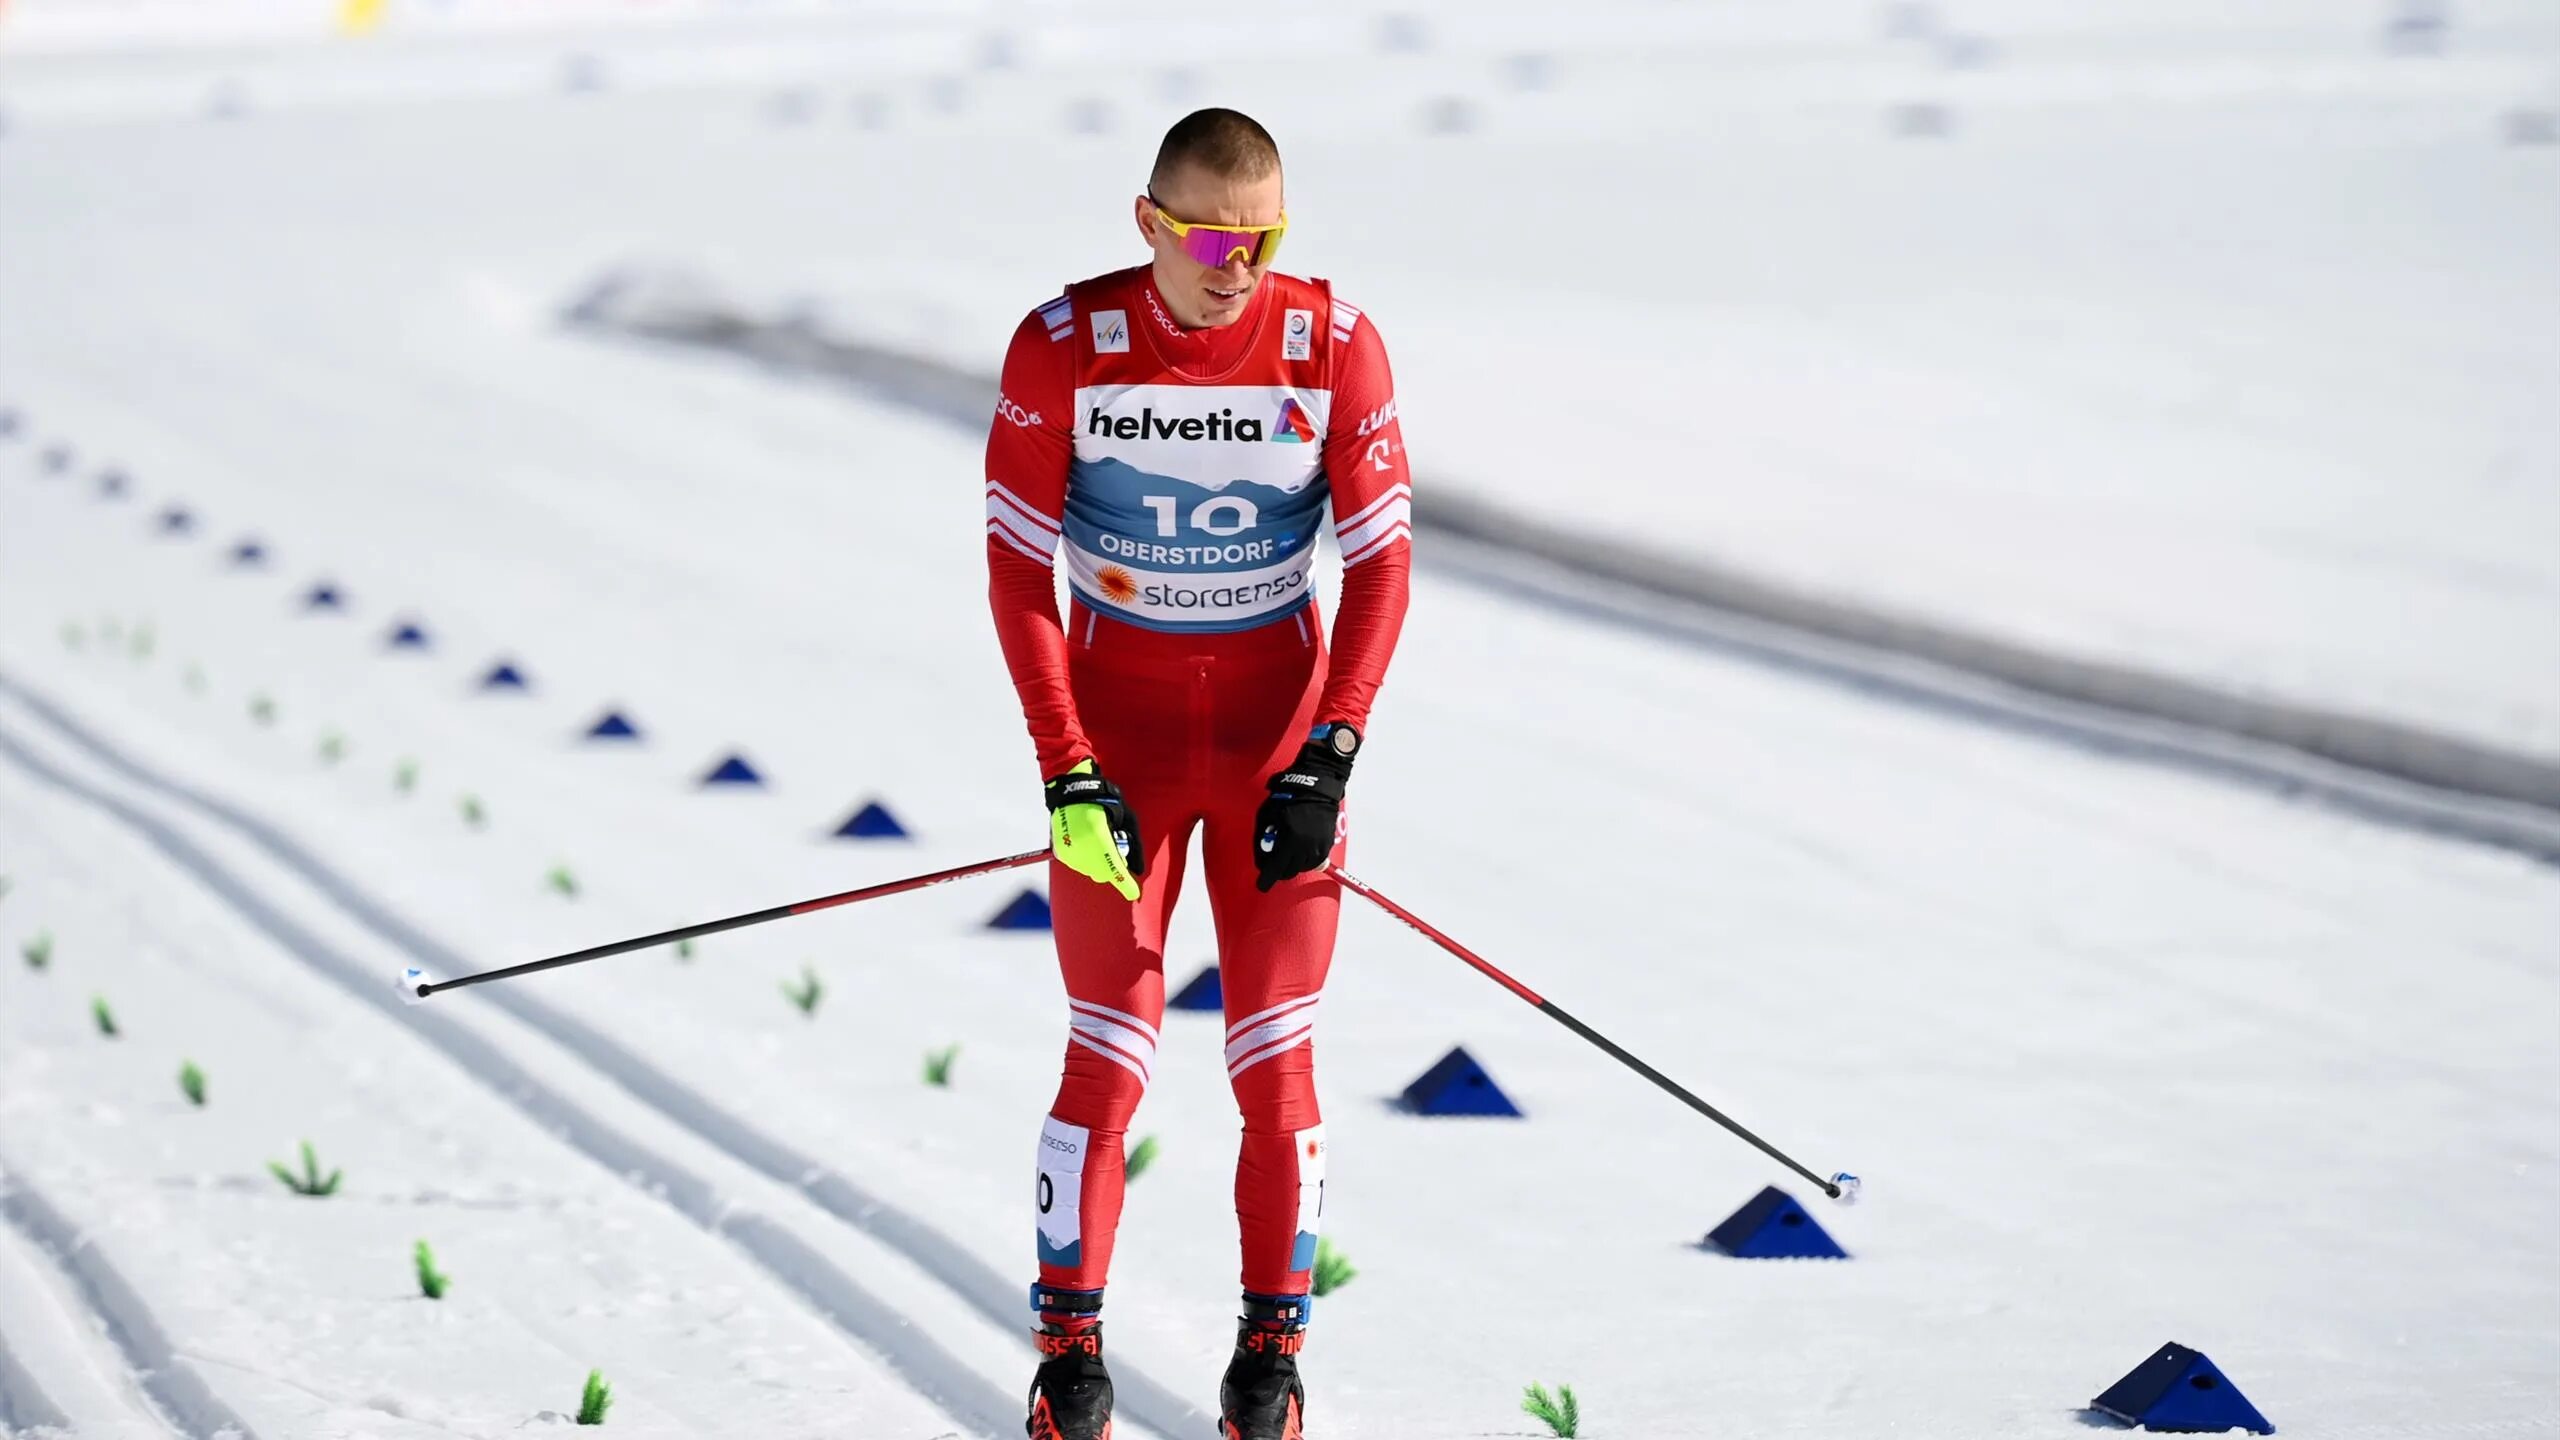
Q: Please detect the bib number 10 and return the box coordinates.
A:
[1142,494,1258,538]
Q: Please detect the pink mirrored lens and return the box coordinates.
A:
[1174,224,1272,268]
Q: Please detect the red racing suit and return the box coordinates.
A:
[985,265,1413,1303]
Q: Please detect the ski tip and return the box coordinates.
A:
[1828,1171,1862,1206]
[397,965,438,1005]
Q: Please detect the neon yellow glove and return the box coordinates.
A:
[1044,759,1143,901]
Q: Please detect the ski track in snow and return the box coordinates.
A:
[0,690,1090,1440]
[0,1161,250,1440]
[570,302,2560,868]
[0,1247,77,1436]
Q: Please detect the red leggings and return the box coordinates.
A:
[1033,602,1340,1302]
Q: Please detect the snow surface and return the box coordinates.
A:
[6,1,2555,759]
[3,7,2559,1438]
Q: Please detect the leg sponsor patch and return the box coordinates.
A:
[1288,1124,1327,1273]
[1037,1114,1089,1268]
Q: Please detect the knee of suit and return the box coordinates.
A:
[1228,1046,1322,1133]
[1051,1046,1149,1132]
[1053,997,1160,1131]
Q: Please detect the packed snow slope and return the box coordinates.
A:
[2,16,2559,1440]
[5,0,2559,759]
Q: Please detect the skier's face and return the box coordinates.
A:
[1136,163,1284,330]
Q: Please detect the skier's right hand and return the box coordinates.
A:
[1045,759,1144,901]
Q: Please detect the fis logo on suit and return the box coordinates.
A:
[1086,399,1316,444]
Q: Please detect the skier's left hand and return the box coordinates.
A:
[1253,737,1352,891]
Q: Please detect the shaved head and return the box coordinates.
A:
[1149,108,1282,195]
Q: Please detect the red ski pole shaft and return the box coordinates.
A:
[417,849,1048,999]
[1328,863,1846,1201]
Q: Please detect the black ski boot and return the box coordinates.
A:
[1217,1294,1309,1440]
[1027,1287,1112,1440]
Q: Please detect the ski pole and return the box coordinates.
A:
[401,849,1048,1002]
[1327,863,1859,1205]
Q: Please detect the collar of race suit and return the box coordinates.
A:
[1139,275,1269,377]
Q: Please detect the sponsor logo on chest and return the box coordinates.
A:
[1073,384,1334,496]
[1084,400,1315,445]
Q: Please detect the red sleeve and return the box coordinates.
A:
[985,305,1091,781]
[1317,309,1414,733]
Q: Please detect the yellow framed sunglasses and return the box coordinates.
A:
[1148,197,1288,268]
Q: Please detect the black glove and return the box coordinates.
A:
[1046,760,1146,898]
[1253,739,1352,891]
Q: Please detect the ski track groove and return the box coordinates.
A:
[563,301,2560,867]
[0,690,1034,1440]
[0,671,1215,1439]
[0,1157,249,1440]
[0,1306,73,1436]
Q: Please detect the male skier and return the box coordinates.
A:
[983,108,1414,1440]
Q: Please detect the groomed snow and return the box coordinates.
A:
[3,9,2558,1437]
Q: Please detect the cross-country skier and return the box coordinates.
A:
[984,108,1414,1440]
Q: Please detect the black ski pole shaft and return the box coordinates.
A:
[1328,863,1851,1202]
[414,849,1048,999]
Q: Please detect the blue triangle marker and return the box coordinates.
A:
[479,661,530,691]
[832,801,910,838]
[2090,1343,2274,1434]
[41,446,72,474]
[96,469,130,498]
[986,889,1052,931]
[1398,1046,1523,1117]
[302,582,343,610]
[1704,1186,1849,1259]
[157,505,193,534]
[0,408,19,437]
[386,621,431,650]
[585,710,642,741]
[699,753,763,786]
[1168,964,1223,1012]
[231,539,267,567]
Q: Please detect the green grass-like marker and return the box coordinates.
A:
[1125,1135,1161,1182]
[674,938,695,962]
[414,1239,449,1300]
[92,995,119,1038]
[547,863,579,899]
[0,875,12,905]
[576,1369,612,1426]
[179,1060,206,1107]
[1522,1382,1580,1438]
[268,1140,343,1197]
[130,622,155,660]
[782,965,823,1017]
[21,930,50,971]
[460,793,487,829]
[249,693,277,726]
[1312,1236,1357,1297]
[394,758,418,795]
[318,732,347,765]
[923,1044,960,1087]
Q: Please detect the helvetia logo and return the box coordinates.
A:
[1096,565,1140,604]
[1087,406,1266,443]
[1081,399,1317,444]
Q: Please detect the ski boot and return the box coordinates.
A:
[1217,1293,1310,1440]
[1027,1287,1112,1440]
